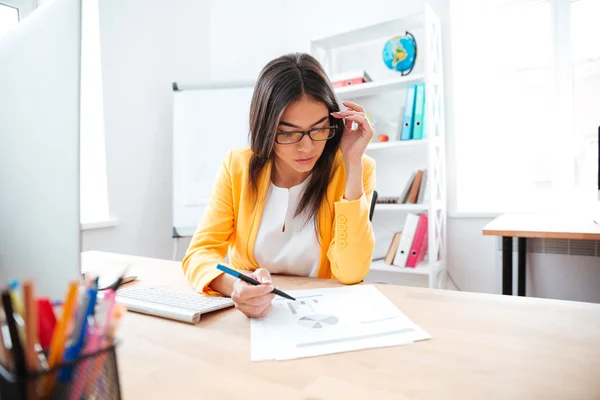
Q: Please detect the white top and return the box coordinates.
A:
[254,178,320,277]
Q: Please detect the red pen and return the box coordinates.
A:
[36,298,57,350]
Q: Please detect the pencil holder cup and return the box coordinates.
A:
[0,339,122,400]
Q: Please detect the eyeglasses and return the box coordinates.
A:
[275,126,337,144]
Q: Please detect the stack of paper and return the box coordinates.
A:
[250,285,431,361]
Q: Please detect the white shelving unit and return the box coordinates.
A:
[310,3,447,289]
[370,260,431,275]
[366,139,427,151]
[375,203,429,212]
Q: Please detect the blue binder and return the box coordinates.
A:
[400,85,417,140]
[412,82,425,140]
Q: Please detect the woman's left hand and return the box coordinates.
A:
[331,101,375,166]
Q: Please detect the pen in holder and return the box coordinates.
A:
[0,339,122,400]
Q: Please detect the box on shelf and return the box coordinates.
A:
[331,70,372,88]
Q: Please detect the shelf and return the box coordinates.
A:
[309,6,446,290]
[335,74,424,99]
[366,139,427,151]
[375,203,428,212]
[370,260,430,275]
[311,14,424,49]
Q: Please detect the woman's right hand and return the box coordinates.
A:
[231,268,275,318]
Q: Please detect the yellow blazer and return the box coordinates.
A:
[182,147,376,295]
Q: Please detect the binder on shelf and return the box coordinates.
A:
[417,169,428,204]
[406,213,428,268]
[331,70,372,88]
[400,172,416,204]
[412,82,425,140]
[400,85,417,140]
[406,169,424,204]
[393,213,420,268]
[384,232,402,265]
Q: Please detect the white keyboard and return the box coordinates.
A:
[115,285,234,324]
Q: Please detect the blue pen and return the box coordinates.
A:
[216,264,296,301]
[58,287,98,382]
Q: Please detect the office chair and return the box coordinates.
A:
[369,190,378,221]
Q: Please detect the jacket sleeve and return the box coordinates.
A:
[327,158,376,284]
[182,150,234,296]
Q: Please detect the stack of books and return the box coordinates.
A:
[400,169,427,204]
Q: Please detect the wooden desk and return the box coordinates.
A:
[483,213,600,296]
[82,251,600,400]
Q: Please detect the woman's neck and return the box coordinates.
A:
[271,157,311,189]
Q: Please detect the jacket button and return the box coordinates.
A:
[337,215,347,224]
[339,240,347,248]
[338,223,346,231]
[339,231,347,239]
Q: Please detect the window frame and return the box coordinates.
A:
[0,0,34,19]
[78,0,114,229]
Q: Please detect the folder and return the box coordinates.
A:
[331,70,372,88]
[417,169,427,204]
[393,213,420,268]
[412,82,425,140]
[384,232,402,265]
[400,172,416,204]
[400,85,417,140]
[406,169,424,204]
[406,213,428,268]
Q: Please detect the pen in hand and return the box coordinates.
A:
[216,264,296,301]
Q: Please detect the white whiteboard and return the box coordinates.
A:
[172,82,255,236]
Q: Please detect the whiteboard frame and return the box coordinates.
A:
[172,80,256,237]
[173,80,256,92]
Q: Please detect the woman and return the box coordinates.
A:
[182,52,376,318]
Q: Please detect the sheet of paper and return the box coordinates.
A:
[250,285,431,361]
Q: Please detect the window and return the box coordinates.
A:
[0,3,19,39]
[4,0,111,225]
[80,0,110,225]
[450,0,599,214]
[572,0,600,203]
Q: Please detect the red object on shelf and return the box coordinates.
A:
[332,77,367,88]
[406,213,428,268]
[331,70,372,88]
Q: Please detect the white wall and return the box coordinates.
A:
[83,0,210,259]
[447,218,497,293]
[208,0,424,81]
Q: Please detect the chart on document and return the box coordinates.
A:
[250,285,432,361]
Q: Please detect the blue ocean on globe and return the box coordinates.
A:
[382,34,417,74]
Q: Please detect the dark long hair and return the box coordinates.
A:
[248,53,343,225]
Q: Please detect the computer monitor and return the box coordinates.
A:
[0,0,82,299]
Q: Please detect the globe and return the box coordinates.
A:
[382,32,417,75]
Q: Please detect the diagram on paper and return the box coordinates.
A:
[285,297,321,315]
[298,314,339,329]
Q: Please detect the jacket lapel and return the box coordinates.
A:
[316,151,345,278]
[245,160,272,269]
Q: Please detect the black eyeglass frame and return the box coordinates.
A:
[275,125,338,145]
